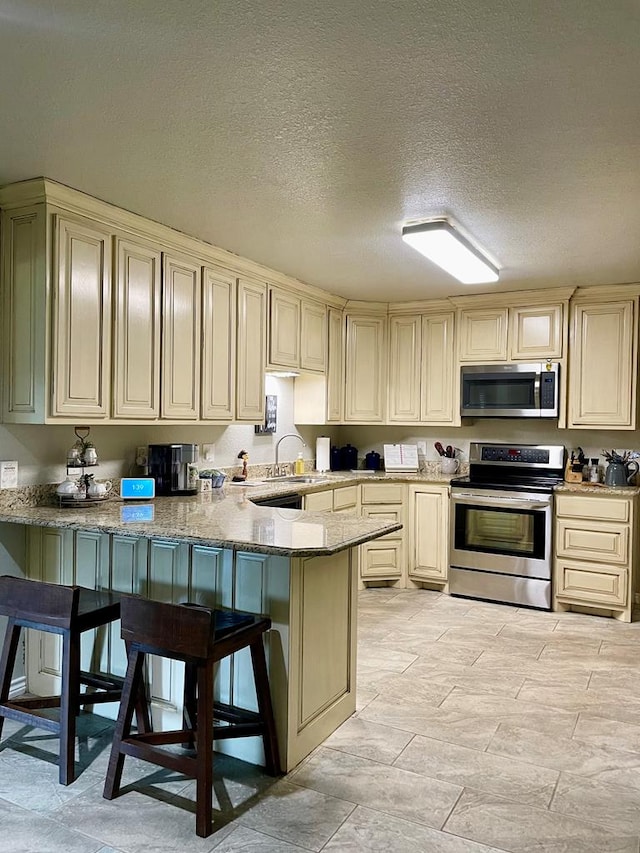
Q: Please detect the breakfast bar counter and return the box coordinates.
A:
[0,487,401,772]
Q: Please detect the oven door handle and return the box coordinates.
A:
[452,495,551,511]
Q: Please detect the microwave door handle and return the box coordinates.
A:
[533,373,541,409]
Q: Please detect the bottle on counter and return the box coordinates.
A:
[589,458,601,483]
[294,452,305,475]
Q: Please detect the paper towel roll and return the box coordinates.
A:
[316,436,330,472]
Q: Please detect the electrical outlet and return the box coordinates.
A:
[135,446,148,467]
[417,441,427,456]
[202,443,215,462]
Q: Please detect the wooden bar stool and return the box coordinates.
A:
[0,574,135,785]
[103,595,281,838]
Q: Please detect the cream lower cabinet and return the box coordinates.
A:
[568,295,638,429]
[359,483,405,587]
[408,485,450,587]
[554,492,637,621]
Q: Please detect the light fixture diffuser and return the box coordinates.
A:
[402,219,499,284]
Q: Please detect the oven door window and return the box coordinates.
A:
[454,504,546,559]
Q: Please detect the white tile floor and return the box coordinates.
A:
[3,588,640,851]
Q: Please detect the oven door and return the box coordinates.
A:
[450,489,552,579]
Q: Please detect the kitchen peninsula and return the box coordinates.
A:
[0,485,401,772]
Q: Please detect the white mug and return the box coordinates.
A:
[87,480,112,497]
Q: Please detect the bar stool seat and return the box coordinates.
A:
[0,575,134,785]
[103,594,281,838]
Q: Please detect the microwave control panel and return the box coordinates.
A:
[540,373,556,409]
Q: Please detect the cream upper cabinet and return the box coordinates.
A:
[568,298,637,429]
[459,303,564,362]
[510,305,563,360]
[388,316,421,422]
[344,314,386,422]
[52,215,112,418]
[326,308,344,422]
[113,237,161,419]
[161,253,201,420]
[300,300,327,373]
[408,485,449,584]
[458,308,508,361]
[268,287,300,369]
[201,267,236,421]
[236,277,267,422]
[422,311,456,423]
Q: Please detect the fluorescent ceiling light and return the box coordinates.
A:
[402,219,499,284]
[267,371,300,378]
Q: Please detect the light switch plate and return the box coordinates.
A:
[202,443,215,462]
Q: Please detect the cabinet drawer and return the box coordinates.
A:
[556,519,629,565]
[360,540,403,579]
[361,483,404,505]
[556,495,630,523]
[361,505,404,540]
[333,485,359,511]
[555,559,628,607]
[304,490,333,512]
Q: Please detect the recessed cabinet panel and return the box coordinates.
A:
[556,519,629,565]
[556,495,630,523]
[510,305,563,360]
[52,216,112,417]
[409,487,449,581]
[268,287,300,369]
[236,278,266,422]
[333,485,359,511]
[201,268,236,421]
[113,238,161,419]
[568,300,636,428]
[556,560,627,607]
[300,301,327,373]
[326,308,344,422]
[458,308,508,361]
[304,490,334,512]
[388,316,421,422]
[161,254,201,420]
[345,315,386,422]
[421,312,456,423]
[360,541,403,579]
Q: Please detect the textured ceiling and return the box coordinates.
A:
[1,0,639,302]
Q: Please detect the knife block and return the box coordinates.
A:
[564,459,583,483]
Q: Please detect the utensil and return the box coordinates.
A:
[445,445,454,458]
[434,442,445,457]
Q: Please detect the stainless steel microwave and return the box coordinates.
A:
[460,363,559,418]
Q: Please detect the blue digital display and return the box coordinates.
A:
[120,478,156,500]
[120,504,155,523]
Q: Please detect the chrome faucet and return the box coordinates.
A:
[272,433,306,477]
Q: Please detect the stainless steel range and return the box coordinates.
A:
[449,442,565,610]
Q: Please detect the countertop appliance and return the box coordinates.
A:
[148,443,198,496]
[449,442,565,610]
[461,362,559,418]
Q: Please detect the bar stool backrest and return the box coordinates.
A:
[0,575,79,631]
[120,594,215,661]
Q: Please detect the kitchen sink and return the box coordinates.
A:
[265,475,330,484]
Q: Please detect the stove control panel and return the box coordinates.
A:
[480,446,549,464]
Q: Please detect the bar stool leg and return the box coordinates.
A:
[182,662,197,749]
[104,645,147,800]
[0,619,21,741]
[195,659,214,838]
[59,630,80,785]
[249,637,281,775]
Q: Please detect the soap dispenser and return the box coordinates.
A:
[294,452,305,475]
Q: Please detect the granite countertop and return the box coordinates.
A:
[555,482,640,496]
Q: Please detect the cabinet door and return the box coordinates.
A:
[409,487,449,581]
[421,312,456,423]
[360,540,403,580]
[304,490,334,511]
[326,308,344,422]
[555,560,627,608]
[344,315,386,421]
[113,237,161,419]
[268,287,300,369]
[458,308,508,361]
[52,216,112,417]
[510,305,563,360]
[236,278,267,421]
[201,267,236,421]
[161,253,201,419]
[556,519,629,565]
[300,301,327,373]
[568,300,637,428]
[388,316,421,422]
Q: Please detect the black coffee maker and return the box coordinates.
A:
[148,444,198,496]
